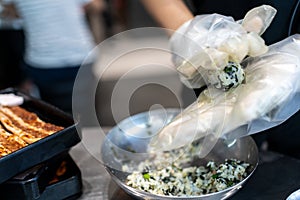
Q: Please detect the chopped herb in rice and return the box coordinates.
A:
[125,158,250,196]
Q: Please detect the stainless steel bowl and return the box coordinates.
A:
[101,108,259,200]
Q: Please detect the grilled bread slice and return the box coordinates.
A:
[0,106,64,157]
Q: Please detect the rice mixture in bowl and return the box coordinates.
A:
[101,108,258,199]
[124,142,252,197]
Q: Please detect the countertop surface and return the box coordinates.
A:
[70,127,300,200]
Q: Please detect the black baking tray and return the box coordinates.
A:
[0,153,82,200]
[0,88,81,184]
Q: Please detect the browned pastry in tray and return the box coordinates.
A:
[0,124,27,157]
[0,144,11,157]
[0,106,64,157]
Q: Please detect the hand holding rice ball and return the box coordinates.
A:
[150,5,300,152]
[170,5,276,91]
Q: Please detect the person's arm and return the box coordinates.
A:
[0,2,19,19]
[141,0,193,31]
[83,0,106,14]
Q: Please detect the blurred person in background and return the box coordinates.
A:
[1,0,105,113]
[0,2,29,92]
[141,0,300,158]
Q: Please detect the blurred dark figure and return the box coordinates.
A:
[0,3,26,91]
[111,0,128,32]
[100,0,128,35]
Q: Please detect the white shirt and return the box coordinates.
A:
[3,0,95,68]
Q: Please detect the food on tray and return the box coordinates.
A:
[126,158,250,196]
[0,106,64,157]
[0,124,27,155]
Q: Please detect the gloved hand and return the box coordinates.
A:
[150,34,300,154]
[149,6,300,155]
[170,5,276,90]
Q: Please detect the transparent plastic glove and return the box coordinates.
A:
[150,34,300,153]
[170,5,276,90]
[241,4,277,35]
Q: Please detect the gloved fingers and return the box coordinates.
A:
[170,5,277,91]
[179,73,206,89]
[246,32,268,57]
[218,34,249,63]
[170,14,246,67]
[242,5,277,35]
[149,101,229,152]
[177,47,229,77]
